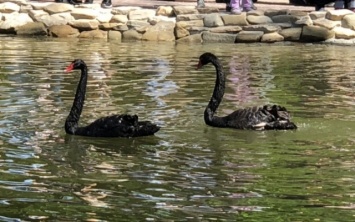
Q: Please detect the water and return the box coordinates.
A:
[1,37,355,221]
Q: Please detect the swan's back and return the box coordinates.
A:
[74,114,160,137]
[223,105,297,130]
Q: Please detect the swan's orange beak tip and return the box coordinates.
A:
[65,63,74,72]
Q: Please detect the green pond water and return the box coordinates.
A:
[0,37,355,221]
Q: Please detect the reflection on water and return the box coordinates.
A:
[1,37,355,221]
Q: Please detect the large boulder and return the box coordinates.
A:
[44,3,73,15]
[221,14,248,26]
[0,2,20,13]
[69,19,100,31]
[16,22,47,36]
[203,14,224,27]
[301,25,335,41]
[142,21,175,41]
[79,30,107,39]
[128,9,156,20]
[235,30,264,43]
[49,24,80,38]
[279,27,302,41]
[71,8,98,20]
[0,13,33,33]
[202,31,237,43]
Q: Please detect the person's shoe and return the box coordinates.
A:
[68,0,82,4]
[101,0,112,8]
[85,0,93,3]
[315,4,325,11]
[243,7,253,12]
[55,0,64,2]
[226,4,231,12]
[231,8,242,14]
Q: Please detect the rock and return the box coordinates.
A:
[111,6,141,15]
[313,18,340,29]
[203,14,224,27]
[142,21,175,41]
[0,2,20,13]
[96,10,113,23]
[16,22,47,36]
[148,16,176,25]
[342,14,355,30]
[71,8,98,20]
[261,32,284,42]
[221,14,248,26]
[126,20,150,32]
[122,29,142,41]
[110,14,128,23]
[264,9,289,17]
[30,2,51,10]
[99,22,120,30]
[243,24,281,33]
[156,6,174,17]
[333,26,355,39]
[49,24,79,38]
[279,27,302,41]
[0,0,27,5]
[29,9,48,21]
[271,15,298,24]
[326,9,353,21]
[235,30,263,42]
[20,4,32,13]
[309,11,327,20]
[247,15,273,24]
[176,33,202,43]
[112,24,128,31]
[0,13,33,33]
[79,29,107,39]
[295,15,313,26]
[197,7,219,14]
[210,25,242,33]
[176,20,204,29]
[108,30,121,41]
[301,25,335,41]
[324,38,355,45]
[175,22,189,38]
[188,26,210,35]
[176,14,205,22]
[202,31,237,43]
[69,19,100,31]
[43,3,74,15]
[247,10,264,16]
[128,9,156,20]
[289,10,308,17]
[173,6,198,15]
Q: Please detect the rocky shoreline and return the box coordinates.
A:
[2,0,355,44]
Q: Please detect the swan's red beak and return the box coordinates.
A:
[196,61,203,70]
[65,63,74,73]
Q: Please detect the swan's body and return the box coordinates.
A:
[197,52,297,130]
[65,59,160,137]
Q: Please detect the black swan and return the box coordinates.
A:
[64,59,160,137]
[196,52,297,130]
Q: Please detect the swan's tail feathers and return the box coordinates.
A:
[258,105,297,130]
[264,120,297,130]
[135,121,160,137]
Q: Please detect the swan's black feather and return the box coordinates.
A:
[197,53,297,130]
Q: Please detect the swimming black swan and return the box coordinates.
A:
[197,52,297,130]
[64,59,160,137]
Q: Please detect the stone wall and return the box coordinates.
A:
[2,0,355,44]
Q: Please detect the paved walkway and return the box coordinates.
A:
[31,0,323,12]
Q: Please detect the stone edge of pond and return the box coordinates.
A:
[2,1,355,45]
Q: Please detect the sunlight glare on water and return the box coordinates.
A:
[0,37,355,221]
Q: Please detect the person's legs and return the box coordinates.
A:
[348,0,355,10]
[334,0,345,9]
[241,0,253,11]
[67,0,82,4]
[197,0,205,8]
[230,0,241,14]
[55,0,64,2]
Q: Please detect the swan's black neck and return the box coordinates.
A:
[65,66,88,134]
[204,56,226,127]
